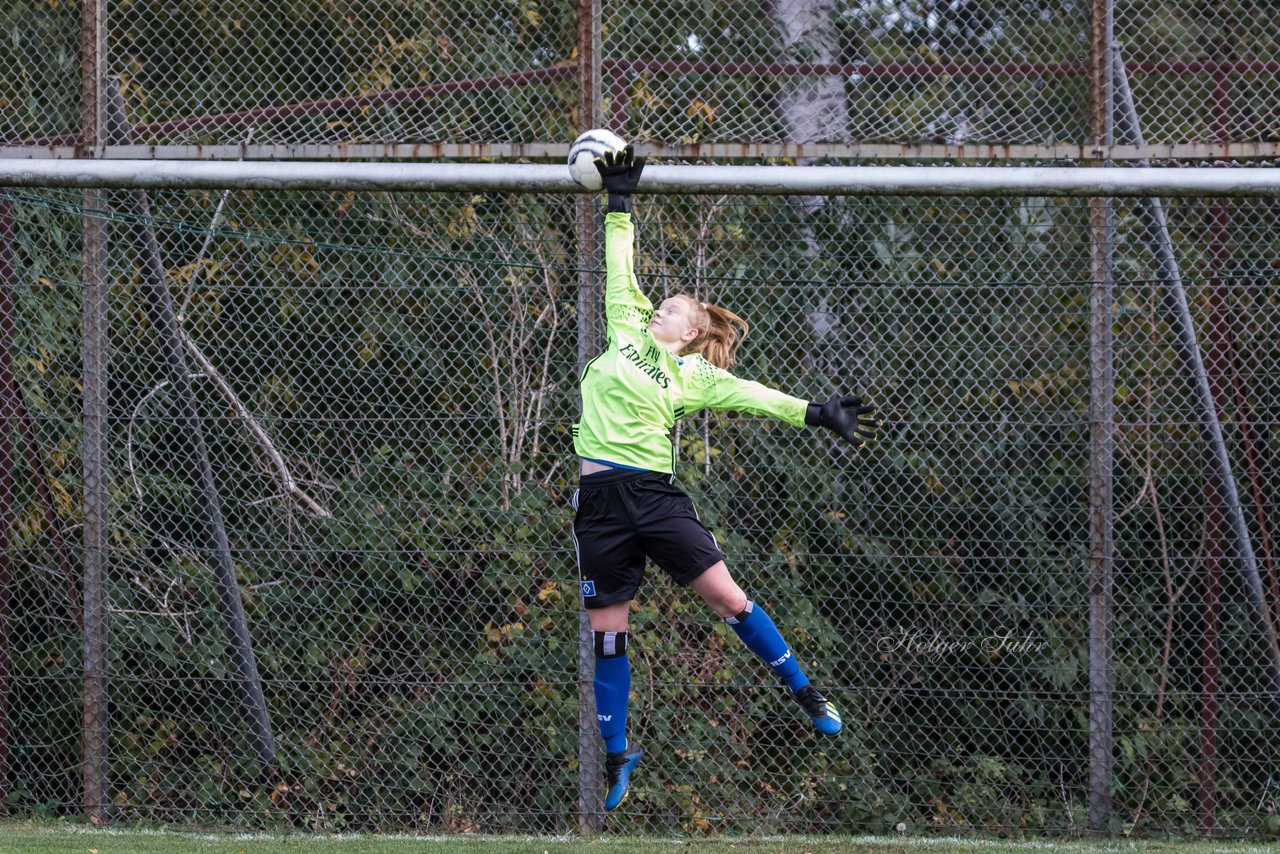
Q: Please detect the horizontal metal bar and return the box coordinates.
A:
[5,142,1280,162]
[14,67,576,147]
[636,141,1280,162]
[604,57,1088,78]
[603,57,1280,79]
[1,143,569,161]
[11,54,1271,143]
[2,160,1279,196]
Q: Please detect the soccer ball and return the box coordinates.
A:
[567,128,628,191]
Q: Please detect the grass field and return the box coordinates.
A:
[1,824,1277,854]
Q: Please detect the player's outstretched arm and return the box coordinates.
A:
[593,146,652,336]
[805,394,880,449]
[694,367,879,450]
[594,145,645,214]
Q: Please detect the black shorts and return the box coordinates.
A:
[571,468,726,609]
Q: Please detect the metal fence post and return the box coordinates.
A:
[1086,0,1116,834]
[80,195,110,826]
[575,0,604,834]
[79,0,110,826]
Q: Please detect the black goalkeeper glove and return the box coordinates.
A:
[594,144,645,213]
[806,394,879,449]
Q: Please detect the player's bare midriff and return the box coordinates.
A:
[580,458,616,476]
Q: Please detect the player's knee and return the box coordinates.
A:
[702,587,748,619]
[586,600,631,633]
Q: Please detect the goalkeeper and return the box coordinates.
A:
[573,145,879,812]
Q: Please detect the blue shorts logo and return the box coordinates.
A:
[581,580,597,598]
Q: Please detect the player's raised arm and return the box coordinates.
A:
[593,146,652,339]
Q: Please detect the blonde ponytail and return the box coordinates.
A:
[678,296,749,370]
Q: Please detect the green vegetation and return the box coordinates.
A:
[5,184,1278,836]
[0,0,1278,841]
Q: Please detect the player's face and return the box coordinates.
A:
[649,297,699,350]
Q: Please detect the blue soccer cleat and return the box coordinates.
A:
[603,746,644,811]
[793,684,843,736]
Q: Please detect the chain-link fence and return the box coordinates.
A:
[3,1,1279,156]
[1,177,1279,835]
[1,0,1279,841]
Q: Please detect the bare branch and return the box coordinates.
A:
[180,331,331,517]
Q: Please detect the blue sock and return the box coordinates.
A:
[593,631,629,754]
[726,601,810,693]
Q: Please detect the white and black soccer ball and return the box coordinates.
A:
[567,128,628,191]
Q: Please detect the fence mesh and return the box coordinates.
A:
[1,0,1279,840]
[2,180,1279,835]
[3,1,1280,151]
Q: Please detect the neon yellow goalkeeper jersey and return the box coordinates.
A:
[572,212,809,474]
